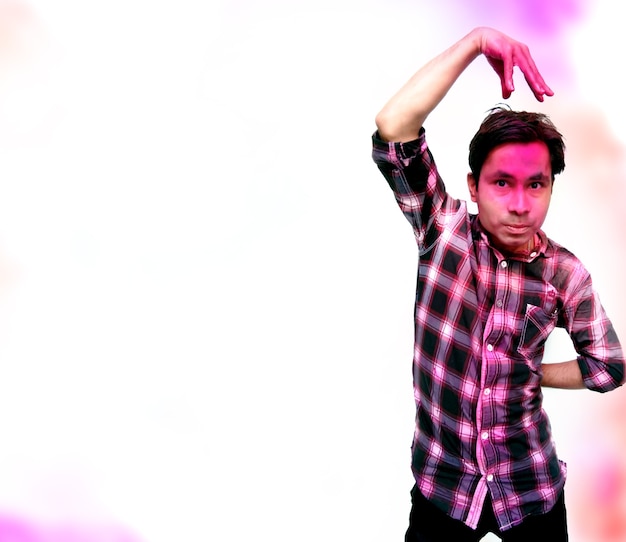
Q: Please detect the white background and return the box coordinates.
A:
[0,1,625,541]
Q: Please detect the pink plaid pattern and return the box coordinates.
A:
[372,129,625,531]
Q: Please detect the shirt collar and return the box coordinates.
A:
[471,216,550,263]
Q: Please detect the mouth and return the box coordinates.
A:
[503,224,531,235]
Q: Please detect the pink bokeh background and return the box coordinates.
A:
[0,0,624,541]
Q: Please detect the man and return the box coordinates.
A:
[372,27,625,541]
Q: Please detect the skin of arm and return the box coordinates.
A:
[376,27,589,390]
[541,360,585,389]
[374,27,553,143]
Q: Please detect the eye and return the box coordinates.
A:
[530,181,544,189]
[496,180,507,187]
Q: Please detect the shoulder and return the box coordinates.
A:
[545,237,585,266]
[544,237,592,290]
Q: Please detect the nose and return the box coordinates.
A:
[508,187,530,214]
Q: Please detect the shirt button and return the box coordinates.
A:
[500,261,508,269]
[496,299,503,308]
[484,388,491,396]
[530,251,537,258]
[487,474,494,482]
[481,431,489,440]
[487,344,494,352]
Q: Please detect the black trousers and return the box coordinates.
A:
[405,486,568,542]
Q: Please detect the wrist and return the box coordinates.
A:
[467,27,487,54]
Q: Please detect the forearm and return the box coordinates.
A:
[541,360,585,389]
[375,29,482,143]
[374,27,552,143]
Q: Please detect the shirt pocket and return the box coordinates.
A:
[517,302,558,360]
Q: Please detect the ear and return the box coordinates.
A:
[467,173,478,203]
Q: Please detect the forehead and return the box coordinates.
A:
[481,141,551,176]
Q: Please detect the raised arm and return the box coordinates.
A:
[375,27,554,143]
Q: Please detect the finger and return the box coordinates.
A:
[502,78,512,100]
[523,72,553,101]
[516,49,553,100]
[487,56,512,99]
[500,47,515,97]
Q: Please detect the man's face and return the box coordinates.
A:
[467,141,553,255]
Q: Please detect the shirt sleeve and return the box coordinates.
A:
[371,129,450,248]
[563,270,625,392]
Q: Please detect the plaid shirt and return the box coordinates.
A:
[372,129,625,531]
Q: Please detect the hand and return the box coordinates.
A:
[476,27,553,102]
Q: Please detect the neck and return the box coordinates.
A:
[511,232,539,256]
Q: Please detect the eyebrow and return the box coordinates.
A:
[493,171,550,181]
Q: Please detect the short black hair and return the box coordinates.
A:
[468,106,565,182]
